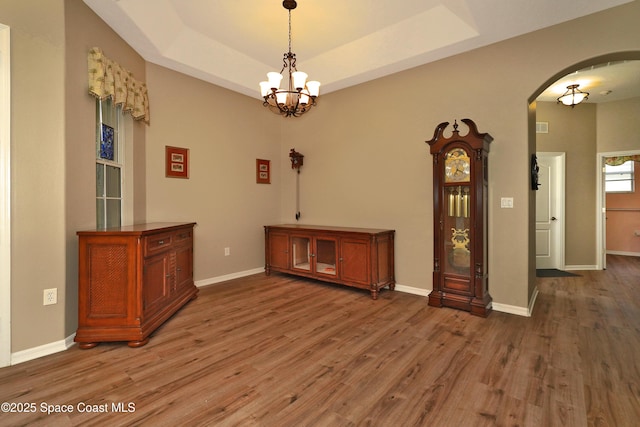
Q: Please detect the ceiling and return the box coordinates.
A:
[83,0,636,103]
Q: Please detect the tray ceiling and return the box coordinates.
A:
[83,0,634,101]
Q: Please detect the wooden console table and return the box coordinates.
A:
[75,222,197,348]
[264,224,395,299]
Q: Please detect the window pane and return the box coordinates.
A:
[105,165,121,197]
[605,180,632,192]
[605,160,634,193]
[96,199,105,229]
[96,164,104,197]
[106,199,121,228]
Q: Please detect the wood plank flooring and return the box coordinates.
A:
[1,255,639,426]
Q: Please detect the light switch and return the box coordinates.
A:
[501,197,514,208]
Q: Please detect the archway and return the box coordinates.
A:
[528,51,640,280]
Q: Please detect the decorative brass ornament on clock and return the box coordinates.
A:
[426,119,493,317]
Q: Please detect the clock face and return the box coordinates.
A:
[444,148,470,183]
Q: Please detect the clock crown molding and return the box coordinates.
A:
[426,118,493,155]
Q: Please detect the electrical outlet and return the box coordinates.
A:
[224,247,230,256]
[43,288,57,305]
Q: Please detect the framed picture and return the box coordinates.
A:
[256,159,270,184]
[166,146,189,179]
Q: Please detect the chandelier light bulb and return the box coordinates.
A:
[292,71,308,91]
[267,72,283,91]
[306,81,321,97]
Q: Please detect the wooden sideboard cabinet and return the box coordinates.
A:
[264,224,395,299]
[75,222,197,349]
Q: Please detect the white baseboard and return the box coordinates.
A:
[394,284,532,317]
[606,250,640,257]
[11,271,536,364]
[564,264,598,271]
[394,283,430,297]
[11,333,76,365]
[195,267,265,288]
[490,287,537,317]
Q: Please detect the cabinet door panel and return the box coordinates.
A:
[269,232,290,270]
[340,239,370,285]
[175,245,193,294]
[143,254,170,318]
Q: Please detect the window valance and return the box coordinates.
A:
[88,47,149,123]
[604,155,640,166]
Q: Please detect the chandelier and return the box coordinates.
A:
[259,0,320,118]
[557,84,589,107]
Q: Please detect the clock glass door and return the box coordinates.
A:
[443,147,472,276]
[444,184,471,275]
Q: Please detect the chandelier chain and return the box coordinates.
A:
[288,9,292,54]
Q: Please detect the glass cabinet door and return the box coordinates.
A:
[315,238,337,276]
[291,236,311,271]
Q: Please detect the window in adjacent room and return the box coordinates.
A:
[605,160,635,193]
[96,98,123,228]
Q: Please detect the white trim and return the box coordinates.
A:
[394,283,430,297]
[11,334,76,365]
[198,270,535,317]
[606,250,640,257]
[596,149,640,270]
[564,264,598,271]
[492,301,533,317]
[392,284,533,317]
[195,267,266,288]
[0,24,10,368]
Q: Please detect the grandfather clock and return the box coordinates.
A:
[427,118,492,317]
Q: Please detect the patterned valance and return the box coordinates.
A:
[88,47,149,123]
[604,155,640,166]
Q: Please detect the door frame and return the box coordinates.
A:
[0,24,11,367]
[536,152,566,269]
[596,149,640,270]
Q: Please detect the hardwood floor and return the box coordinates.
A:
[1,255,639,426]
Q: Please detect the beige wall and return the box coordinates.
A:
[5,0,640,355]
[144,64,281,280]
[4,0,66,351]
[536,97,640,266]
[597,97,640,152]
[63,0,148,340]
[4,0,147,352]
[279,1,640,308]
[536,101,598,266]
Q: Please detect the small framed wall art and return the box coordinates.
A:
[256,159,270,184]
[166,146,189,179]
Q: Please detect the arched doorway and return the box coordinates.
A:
[528,52,640,275]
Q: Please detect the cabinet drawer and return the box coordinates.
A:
[144,232,173,256]
[173,229,193,244]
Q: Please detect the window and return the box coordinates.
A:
[605,160,635,193]
[96,98,123,228]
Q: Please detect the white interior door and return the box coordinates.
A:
[535,152,565,269]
